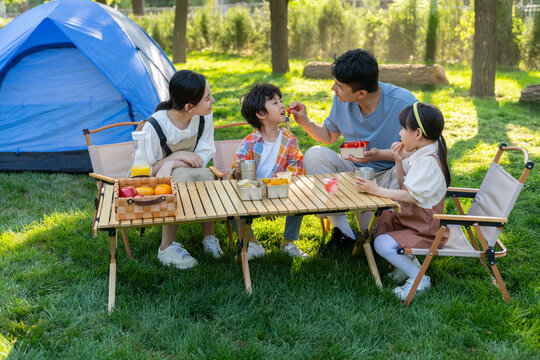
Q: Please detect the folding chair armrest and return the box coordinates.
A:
[89,172,116,184]
[209,166,224,179]
[446,187,479,198]
[433,214,507,227]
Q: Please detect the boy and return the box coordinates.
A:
[232,83,309,259]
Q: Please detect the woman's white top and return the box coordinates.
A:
[402,142,447,209]
[141,110,215,166]
[255,130,283,179]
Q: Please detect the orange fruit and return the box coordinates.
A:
[154,184,172,195]
[135,186,154,196]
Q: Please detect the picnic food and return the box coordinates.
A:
[237,179,256,188]
[135,186,154,196]
[263,178,290,185]
[340,140,369,148]
[155,184,172,195]
[131,164,151,177]
[119,186,137,198]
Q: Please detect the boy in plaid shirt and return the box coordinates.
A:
[232,83,309,259]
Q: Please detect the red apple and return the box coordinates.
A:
[119,186,137,197]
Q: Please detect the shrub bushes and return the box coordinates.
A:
[132,0,533,68]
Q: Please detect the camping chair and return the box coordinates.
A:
[84,121,246,256]
[397,143,534,305]
[84,122,141,259]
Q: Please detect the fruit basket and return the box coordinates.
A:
[114,176,177,220]
[339,140,369,159]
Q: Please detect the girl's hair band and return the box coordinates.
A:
[413,102,427,136]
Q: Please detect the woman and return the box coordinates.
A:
[139,70,223,269]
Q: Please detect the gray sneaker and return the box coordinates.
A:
[157,242,198,269]
[202,235,224,259]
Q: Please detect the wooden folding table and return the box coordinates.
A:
[95,172,400,312]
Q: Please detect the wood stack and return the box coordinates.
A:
[520,84,540,102]
[303,62,449,86]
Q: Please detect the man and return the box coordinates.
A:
[288,49,417,251]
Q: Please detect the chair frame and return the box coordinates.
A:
[398,143,534,305]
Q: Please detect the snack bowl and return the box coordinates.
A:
[237,179,264,201]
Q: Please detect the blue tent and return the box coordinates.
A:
[0,0,176,172]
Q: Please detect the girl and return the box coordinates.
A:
[355,102,451,300]
[139,70,223,269]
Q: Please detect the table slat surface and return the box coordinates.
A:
[97,175,399,229]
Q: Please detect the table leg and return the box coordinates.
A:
[108,229,117,313]
[241,218,252,294]
[354,210,382,288]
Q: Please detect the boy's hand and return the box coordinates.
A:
[233,161,240,179]
[390,142,404,162]
[355,177,379,195]
[287,102,309,126]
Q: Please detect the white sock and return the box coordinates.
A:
[374,234,422,279]
[327,215,355,239]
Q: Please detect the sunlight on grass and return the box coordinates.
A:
[0,210,88,253]
[451,142,495,175]
[506,124,540,157]
[0,334,14,360]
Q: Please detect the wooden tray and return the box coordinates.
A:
[114,176,177,220]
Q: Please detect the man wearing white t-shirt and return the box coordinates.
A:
[288,49,418,253]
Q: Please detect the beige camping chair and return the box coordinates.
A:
[84,122,140,258]
[397,143,534,305]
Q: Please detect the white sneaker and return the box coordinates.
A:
[247,242,266,260]
[281,242,310,259]
[388,255,422,283]
[202,235,224,259]
[158,242,198,269]
[393,276,431,301]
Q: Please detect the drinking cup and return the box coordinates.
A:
[239,160,256,180]
[323,178,339,195]
[354,167,374,180]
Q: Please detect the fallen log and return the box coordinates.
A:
[520,84,540,102]
[303,62,449,86]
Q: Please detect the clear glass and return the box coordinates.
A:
[130,131,151,177]
[323,178,339,195]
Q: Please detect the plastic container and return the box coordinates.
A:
[237,180,264,200]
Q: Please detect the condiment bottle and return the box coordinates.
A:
[130,131,151,177]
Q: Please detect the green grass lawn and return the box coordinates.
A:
[1,53,539,359]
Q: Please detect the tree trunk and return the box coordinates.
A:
[95,0,107,4]
[172,0,188,64]
[497,0,519,67]
[470,0,497,97]
[132,0,144,16]
[19,0,29,13]
[425,0,438,64]
[269,0,289,74]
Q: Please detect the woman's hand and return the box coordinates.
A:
[355,176,379,195]
[390,142,404,162]
[169,151,203,168]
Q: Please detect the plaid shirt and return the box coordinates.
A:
[233,128,305,176]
